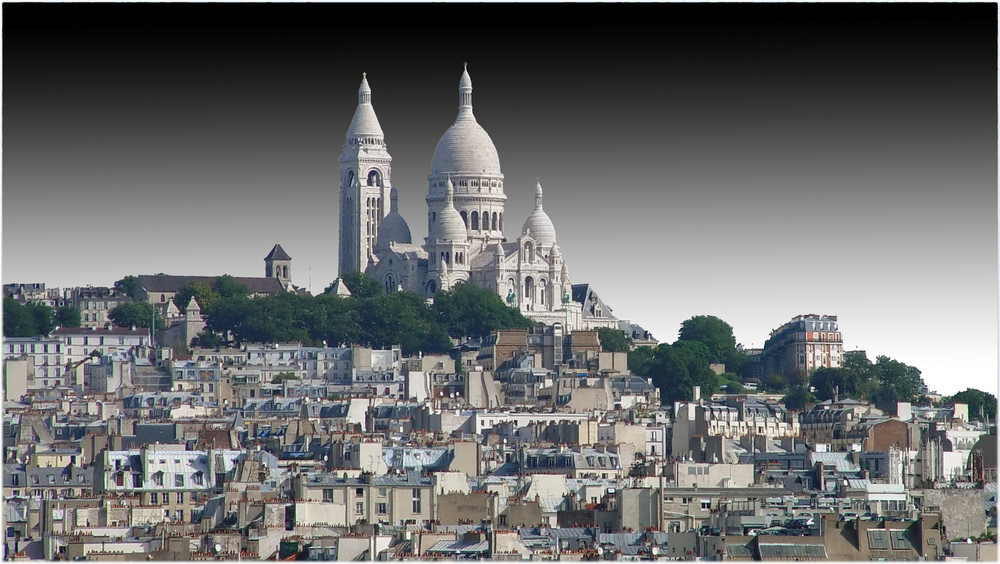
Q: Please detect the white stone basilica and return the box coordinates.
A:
[337,66,618,332]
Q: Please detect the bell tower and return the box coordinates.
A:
[338,73,393,276]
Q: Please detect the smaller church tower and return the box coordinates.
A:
[425,178,470,295]
[264,244,292,289]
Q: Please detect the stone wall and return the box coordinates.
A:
[921,488,988,539]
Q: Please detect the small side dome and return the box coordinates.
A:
[375,186,412,252]
[521,180,557,248]
[435,178,468,242]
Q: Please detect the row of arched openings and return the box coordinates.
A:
[459,210,502,232]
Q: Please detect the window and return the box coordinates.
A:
[152,472,163,486]
[323,489,333,502]
[356,488,364,497]
[378,488,387,497]
[150,492,158,504]
[175,474,184,487]
[176,492,183,504]
[355,502,364,514]
[412,489,422,513]
[377,503,387,515]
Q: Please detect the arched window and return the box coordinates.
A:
[385,274,395,293]
[492,212,498,231]
[524,242,534,262]
[432,211,437,222]
[427,280,437,296]
[346,171,355,186]
[282,266,288,279]
[539,281,546,305]
[368,170,382,187]
[471,211,479,231]
[524,276,535,305]
[461,211,468,227]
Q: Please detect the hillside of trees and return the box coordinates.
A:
[113,273,534,357]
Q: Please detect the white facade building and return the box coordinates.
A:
[3,337,65,388]
[338,67,616,332]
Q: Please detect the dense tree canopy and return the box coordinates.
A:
[676,315,748,374]
[433,283,533,341]
[807,352,926,404]
[3,298,56,337]
[201,277,534,356]
[113,275,141,300]
[333,271,382,299]
[782,386,818,411]
[629,340,719,404]
[945,388,997,420]
[597,327,632,352]
[107,302,165,331]
[677,315,737,364]
[55,306,82,328]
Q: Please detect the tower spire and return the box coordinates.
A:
[535,179,544,209]
[458,63,474,120]
[359,72,371,105]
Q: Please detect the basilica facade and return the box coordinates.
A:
[337,66,617,332]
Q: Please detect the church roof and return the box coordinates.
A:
[264,243,291,261]
[137,274,285,295]
[430,66,502,179]
[346,73,384,139]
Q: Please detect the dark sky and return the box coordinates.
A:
[3,3,997,394]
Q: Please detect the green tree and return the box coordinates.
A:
[4,298,40,337]
[212,275,250,299]
[108,302,165,331]
[945,388,997,421]
[334,271,382,299]
[28,302,55,336]
[597,327,632,352]
[312,293,361,347]
[782,386,818,411]
[870,355,925,404]
[627,346,657,378]
[190,330,222,349]
[677,315,740,367]
[359,291,451,355]
[55,306,82,328]
[432,282,533,341]
[173,280,218,312]
[113,275,141,300]
[645,341,719,404]
[272,372,298,384]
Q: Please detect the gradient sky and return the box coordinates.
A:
[3,3,997,395]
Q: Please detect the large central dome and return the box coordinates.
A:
[429,65,501,177]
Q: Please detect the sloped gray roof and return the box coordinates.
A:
[138,274,284,295]
[264,244,292,261]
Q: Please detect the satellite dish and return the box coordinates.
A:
[214,543,222,554]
